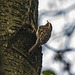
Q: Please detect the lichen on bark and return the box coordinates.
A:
[0,0,42,75]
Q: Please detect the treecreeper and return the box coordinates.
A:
[28,21,52,53]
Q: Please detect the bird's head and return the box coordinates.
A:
[46,20,52,31]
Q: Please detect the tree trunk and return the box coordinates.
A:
[0,0,42,75]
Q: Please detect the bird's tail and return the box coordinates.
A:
[28,39,40,53]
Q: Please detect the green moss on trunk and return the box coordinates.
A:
[0,0,42,75]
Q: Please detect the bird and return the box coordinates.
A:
[28,20,52,53]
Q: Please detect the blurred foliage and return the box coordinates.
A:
[42,70,55,75]
[39,0,75,75]
[54,53,63,62]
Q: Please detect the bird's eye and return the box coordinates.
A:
[46,24,49,26]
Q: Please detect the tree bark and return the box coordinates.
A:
[0,0,42,75]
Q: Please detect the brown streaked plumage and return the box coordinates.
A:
[28,21,52,53]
